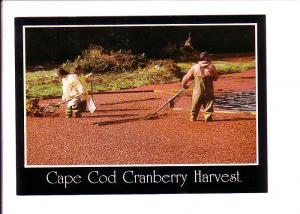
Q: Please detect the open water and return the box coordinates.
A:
[214,90,256,112]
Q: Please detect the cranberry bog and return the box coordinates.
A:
[26,56,257,166]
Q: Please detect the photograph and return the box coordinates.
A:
[24,22,258,166]
[15,15,267,194]
[3,0,300,213]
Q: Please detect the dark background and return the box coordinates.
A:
[17,16,266,195]
[25,25,255,66]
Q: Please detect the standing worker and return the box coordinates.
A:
[182,51,218,122]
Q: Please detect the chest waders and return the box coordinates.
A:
[66,87,82,118]
[78,75,88,112]
[190,76,214,121]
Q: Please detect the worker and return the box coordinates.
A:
[181,51,218,122]
[73,65,92,112]
[58,68,85,118]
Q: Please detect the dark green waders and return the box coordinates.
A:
[190,76,214,121]
[66,104,81,118]
[79,100,87,112]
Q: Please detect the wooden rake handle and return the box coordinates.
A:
[144,80,194,118]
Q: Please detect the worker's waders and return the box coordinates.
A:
[78,75,88,112]
[66,104,81,118]
[190,75,214,121]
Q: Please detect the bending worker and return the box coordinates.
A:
[58,68,85,118]
[73,65,92,112]
[182,51,218,122]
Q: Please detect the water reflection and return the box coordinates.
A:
[214,90,256,112]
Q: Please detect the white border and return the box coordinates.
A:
[5,1,300,214]
[23,23,259,168]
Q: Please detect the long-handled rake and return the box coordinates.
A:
[42,93,84,116]
[144,80,194,119]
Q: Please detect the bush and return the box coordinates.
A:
[61,44,148,74]
[26,98,44,117]
[88,59,183,90]
[151,59,184,80]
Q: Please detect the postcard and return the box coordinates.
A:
[15,15,267,195]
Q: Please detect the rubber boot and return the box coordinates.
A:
[65,106,73,118]
[73,104,82,118]
[203,99,213,122]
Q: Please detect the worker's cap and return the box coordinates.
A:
[199,51,214,60]
[57,67,69,76]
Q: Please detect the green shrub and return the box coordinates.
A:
[214,60,255,74]
[61,44,148,74]
[178,60,256,75]
[26,47,255,99]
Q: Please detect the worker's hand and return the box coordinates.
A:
[85,73,93,78]
[204,70,211,76]
[182,84,188,89]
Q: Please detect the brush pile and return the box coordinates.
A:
[26,98,44,117]
[148,59,184,83]
[61,44,148,74]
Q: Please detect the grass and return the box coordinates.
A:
[178,60,256,75]
[27,83,62,98]
[26,59,255,98]
[26,70,61,98]
[213,60,256,74]
[26,64,181,98]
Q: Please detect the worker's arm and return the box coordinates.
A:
[62,79,68,101]
[204,64,218,81]
[210,65,218,81]
[76,79,85,95]
[84,73,93,78]
[182,66,195,88]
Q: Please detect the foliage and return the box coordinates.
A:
[26,60,183,97]
[178,60,256,75]
[26,46,255,99]
[26,70,61,98]
[27,83,62,98]
[26,98,44,117]
[86,59,183,90]
[61,44,148,74]
[214,60,256,74]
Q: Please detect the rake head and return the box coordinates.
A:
[42,104,60,117]
[143,114,158,120]
[143,112,167,120]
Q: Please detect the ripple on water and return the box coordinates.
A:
[214,90,256,112]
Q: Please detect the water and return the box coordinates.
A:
[214,90,256,112]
